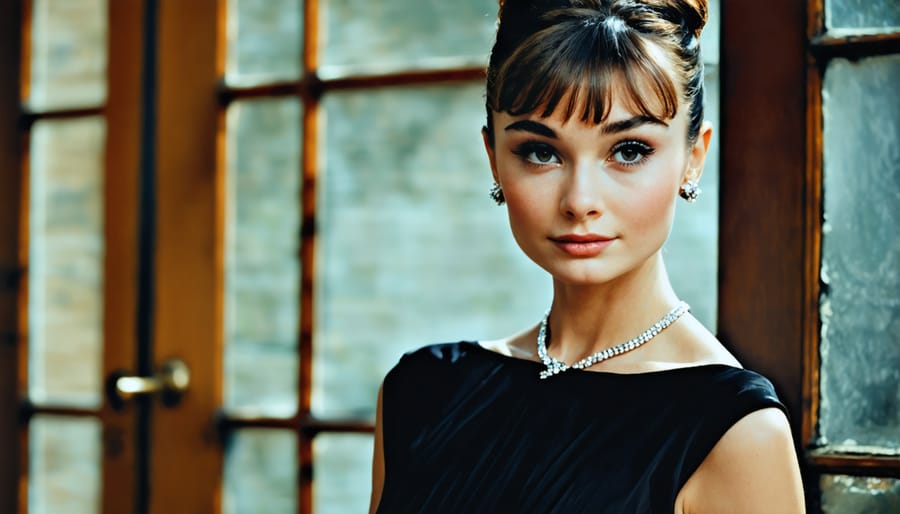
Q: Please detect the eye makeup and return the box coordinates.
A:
[609,140,655,167]
[511,141,561,167]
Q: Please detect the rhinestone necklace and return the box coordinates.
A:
[536,301,690,379]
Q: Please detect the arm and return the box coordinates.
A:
[369,383,385,514]
[677,407,805,514]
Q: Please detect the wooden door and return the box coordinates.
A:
[4,0,222,512]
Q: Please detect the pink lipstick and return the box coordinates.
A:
[550,234,615,257]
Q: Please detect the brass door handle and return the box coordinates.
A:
[107,358,190,409]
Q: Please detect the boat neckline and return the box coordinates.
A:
[466,340,744,377]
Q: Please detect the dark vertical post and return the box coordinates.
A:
[0,0,22,510]
[136,0,160,512]
[300,1,320,512]
[718,0,807,429]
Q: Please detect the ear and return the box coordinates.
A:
[482,126,500,183]
[684,121,713,183]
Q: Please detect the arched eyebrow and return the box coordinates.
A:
[503,116,668,139]
[601,115,668,135]
[504,120,557,138]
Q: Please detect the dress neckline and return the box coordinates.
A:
[468,340,742,377]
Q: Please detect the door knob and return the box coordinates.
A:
[107,358,190,409]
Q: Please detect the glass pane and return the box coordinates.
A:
[825,0,900,31]
[819,54,900,453]
[223,429,297,514]
[699,0,720,65]
[314,83,550,420]
[29,0,107,111]
[225,0,303,86]
[665,64,720,329]
[29,117,105,408]
[29,415,101,514]
[224,98,302,418]
[318,0,498,78]
[821,475,900,514]
[313,433,373,514]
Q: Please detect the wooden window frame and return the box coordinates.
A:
[1,1,147,512]
[215,2,489,512]
[720,0,900,511]
[8,0,117,509]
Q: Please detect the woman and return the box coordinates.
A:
[370,1,805,512]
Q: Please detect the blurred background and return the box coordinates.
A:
[0,0,896,513]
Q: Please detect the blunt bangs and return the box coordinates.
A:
[490,10,680,126]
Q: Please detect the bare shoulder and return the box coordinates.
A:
[677,408,805,514]
[643,313,742,371]
[681,314,741,365]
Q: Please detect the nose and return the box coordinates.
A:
[559,162,604,220]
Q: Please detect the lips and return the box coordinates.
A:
[549,233,615,257]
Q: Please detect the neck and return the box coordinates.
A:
[546,252,680,364]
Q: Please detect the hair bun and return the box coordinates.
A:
[498,1,708,38]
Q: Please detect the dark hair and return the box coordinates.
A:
[485,0,708,146]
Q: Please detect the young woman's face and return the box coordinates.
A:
[484,86,709,286]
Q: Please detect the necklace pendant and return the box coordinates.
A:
[539,364,566,379]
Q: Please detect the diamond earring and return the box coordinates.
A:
[679,180,701,203]
[489,182,505,205]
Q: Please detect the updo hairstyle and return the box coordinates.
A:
[485,0,708,146]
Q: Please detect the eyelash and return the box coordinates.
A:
[511,141,560,167]
[609,140,655,167]
[511,139,656,169]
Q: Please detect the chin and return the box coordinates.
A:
[538,258,631,286]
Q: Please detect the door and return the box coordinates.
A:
[11,0,222,512]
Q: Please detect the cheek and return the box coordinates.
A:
[502,180,550,236]
[610,171,680,234]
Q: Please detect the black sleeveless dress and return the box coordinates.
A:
[376,341,786,514]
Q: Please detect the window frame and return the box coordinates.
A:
[216,2,489,511]
[720,0,900,510]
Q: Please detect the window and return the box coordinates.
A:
[720,1,899,511]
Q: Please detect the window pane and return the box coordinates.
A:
[29,0,107,110]
[313,433,373,514]
[223,429,297,514]
[699,0,720,65]
[821,475,900,514]
[819,54,900,453]
[314,83,550,420]
[29,415,101,514]
[318,0,498,78]
[29,117,105,408]
[224,98,302,418]
[825,0,900,31]
[225,0,303,86]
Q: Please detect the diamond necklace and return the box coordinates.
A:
[536,301,690,379]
